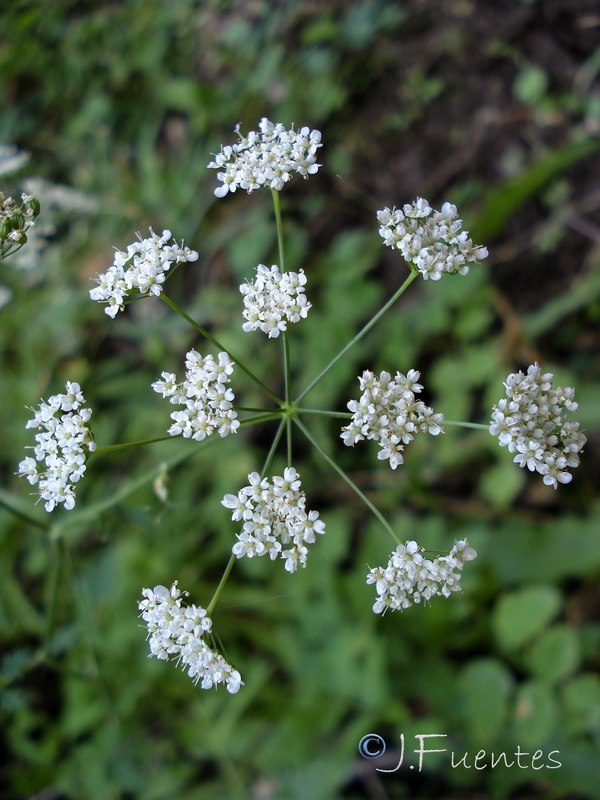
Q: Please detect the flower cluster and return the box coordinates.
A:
[17,382,96,512]
[367,540,477,613]
[0,191,39,254]
[377,198,488,280]
[139,582,243,693]
[240,264,311,338]
[222,468,326,572]
[89,229,198,317]
[208,118,322,197]
[489,362,586,489]
[152,350,239,441]
[341,369,444,469]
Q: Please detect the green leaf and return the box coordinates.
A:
[479,461,525,508]
[492,585,562,650]
[472,138,600,241]
[458,658,512,744]
[485,511,600,583]
[513,680,558,745]
[561,673,600,735]
[513,66,549,105]
[524,260,600,340]
[526,624,581,684]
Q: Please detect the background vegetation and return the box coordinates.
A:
[1,1,599,798]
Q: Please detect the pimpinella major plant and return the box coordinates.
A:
[10,118,587,693]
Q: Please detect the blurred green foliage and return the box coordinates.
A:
[1,1,600,799]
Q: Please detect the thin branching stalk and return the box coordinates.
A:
[294,418,401,545]
[161,292,283,405]
[295,269,418,403]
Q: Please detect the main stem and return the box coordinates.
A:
[271,188,285,271]
[283,331,293,465]
[273,189,293,465]
[177,191,305,620]
[160,292,283,405]
[295,269,418,403]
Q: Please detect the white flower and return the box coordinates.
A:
[367,539,477,613]
[377,198,488,280]
[208,118,322,197]
[222,468,325,572]
[341,369,444,468]
[489,362,586,488]
[139,582,243,693]
[17,382,96,512]
[152,350,239,442]
[90,229,198,317]
[240,264,311,338]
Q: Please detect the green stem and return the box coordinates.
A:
[92,435,173,455]
[282,330,293,466]
[271,188,285,270]
[295,270,419,403]
[206,554,236,617]
[262,418,286,475]
[160,292,283,405]
[293,418,401,545]
[272,186,291,465]
[234,405,281,414]
[91,412,282,456]
[204,417,287,617]
[295,408,352,419]
[48,415,278,541]
[0,242,26,261]
[286,419,293,467]
[443,420,489,430]
[240,412,284,426]
[283,331,291,404]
